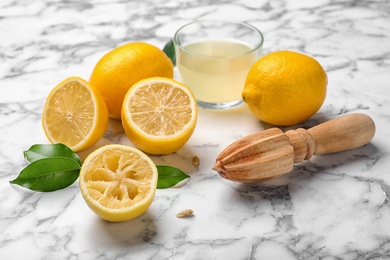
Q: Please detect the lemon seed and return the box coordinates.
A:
[176,209,194,218]
[192,155,200,167]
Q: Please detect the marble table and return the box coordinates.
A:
[1,0,390,259]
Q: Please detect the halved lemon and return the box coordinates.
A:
[121,77,198,154]
[79,144,158,222]
[42,77,109,152]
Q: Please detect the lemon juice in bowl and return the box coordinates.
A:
[174,20,263,110]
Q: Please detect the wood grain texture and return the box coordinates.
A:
[214,113,375,182]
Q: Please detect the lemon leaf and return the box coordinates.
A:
[24,143,81,166]
[10,158,80,192]
[162,39,176,66]
[156,165,189,189]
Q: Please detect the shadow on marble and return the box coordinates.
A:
[85,211,158,246]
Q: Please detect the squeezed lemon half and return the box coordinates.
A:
[79,144,158,222]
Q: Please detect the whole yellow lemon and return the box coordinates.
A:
[242,50,327,126]
[89,42,174,119]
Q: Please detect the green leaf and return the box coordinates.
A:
[162,39,176,66]
[24,143,81,166]
[157,165,189,189]
[10,158,81,192]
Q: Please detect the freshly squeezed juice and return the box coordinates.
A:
[177,39,261,104]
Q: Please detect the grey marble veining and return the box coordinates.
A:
[1,0,390,259]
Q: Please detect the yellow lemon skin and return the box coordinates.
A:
[89,42,174,119]
[121,77,198,155]
[242,50,327,126]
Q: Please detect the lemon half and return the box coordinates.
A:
[79,144,158,222]
[121,77,198,154]
[42,77,109,152]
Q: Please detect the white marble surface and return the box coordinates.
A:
[1,0,390,259]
